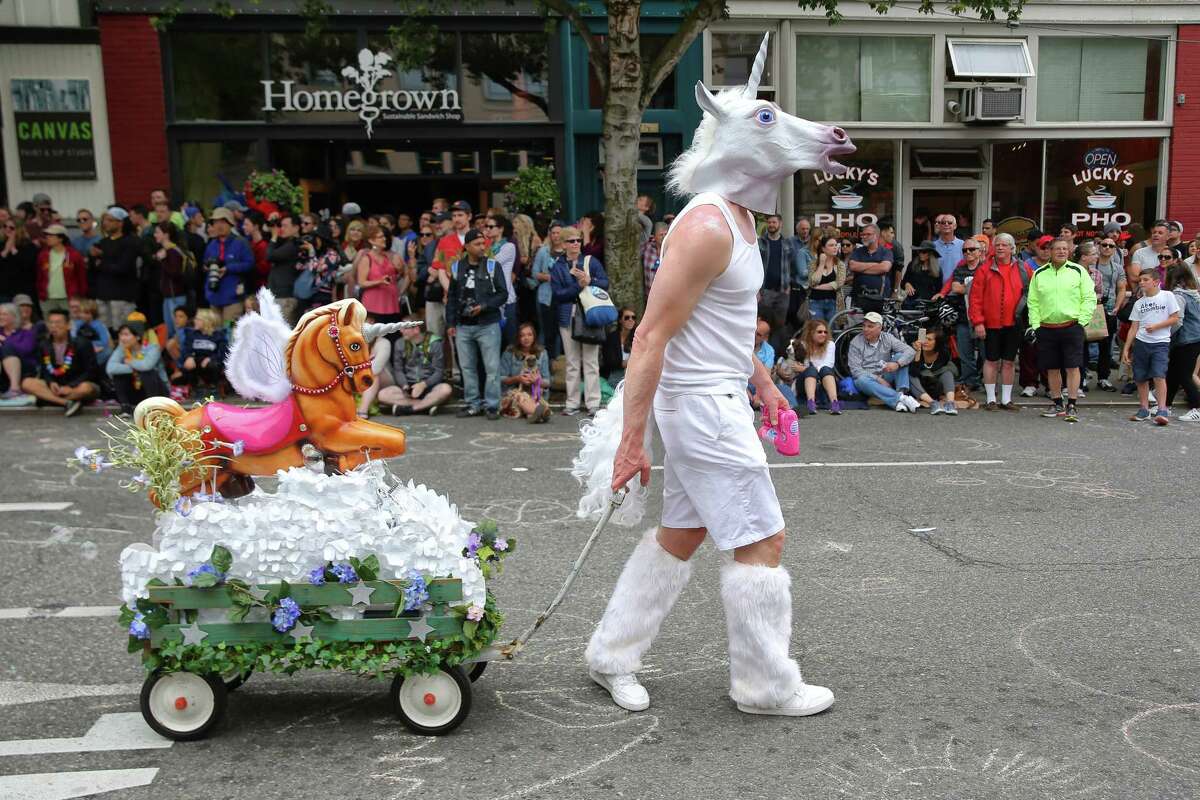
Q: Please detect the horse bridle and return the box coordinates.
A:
[291,314,373,396]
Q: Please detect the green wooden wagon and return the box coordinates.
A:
[138,577,489,740]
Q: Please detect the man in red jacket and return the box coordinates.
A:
[969,232,1032,410]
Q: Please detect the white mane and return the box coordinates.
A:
[224,288,293,403]
[665,87,745,199]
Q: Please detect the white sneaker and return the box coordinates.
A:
[736,682,835,717]
[1021,386,1036,397]
[589,669,650,711]
[902,395,921,412]
[1179,408,1200,422]
[894,399,910,412]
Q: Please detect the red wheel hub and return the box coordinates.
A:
[423,692,437,706]
[174,696,188,711]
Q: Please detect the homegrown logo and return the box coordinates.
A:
[261,49,462,136]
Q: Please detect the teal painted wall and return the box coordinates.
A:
[558,12,703,220]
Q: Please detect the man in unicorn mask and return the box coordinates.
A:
[580,33,853,717]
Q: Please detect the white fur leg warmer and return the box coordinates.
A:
[585,528,692,675]
[721,560,804,708]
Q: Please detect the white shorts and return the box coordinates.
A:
[653,391,785,550]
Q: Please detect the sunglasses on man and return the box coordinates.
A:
[963,247,980,253]
[564,238,582,244]
[1100,242,1115,248]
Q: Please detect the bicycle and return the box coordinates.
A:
[831,298,937,380]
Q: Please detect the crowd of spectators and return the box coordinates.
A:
[758,213,1200,425]
[0,191,634,421]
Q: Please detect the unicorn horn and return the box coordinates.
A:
[745,33,770,98]
[362,320,422,341]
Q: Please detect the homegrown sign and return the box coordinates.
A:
[261,49,463,137]
[10,79,97,180]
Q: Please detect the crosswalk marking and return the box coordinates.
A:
[0,768,159,800]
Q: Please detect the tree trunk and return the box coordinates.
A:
[601,0,646,311]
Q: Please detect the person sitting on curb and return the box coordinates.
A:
[378,320,453,416]
[106,322,169,416]
[20,308,99,416]
[909,326,958,415]
[847,311,919,412]
[499,322,552,422]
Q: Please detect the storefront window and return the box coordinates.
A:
[990,141,1042,228]
[795,36,931,123]
[172,32,264,121]
[368,31,458,93]
[461,33,550,122]
[345,148,479,176]
[490,144,553,177]
[1043,138,1161,239]
[267,32,358,123]
[794,140,895,242]
[1036,38,1164,122]
[179,141,259,205]
[711,32,773,88]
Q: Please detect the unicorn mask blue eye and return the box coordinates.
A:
[666,33,856,215]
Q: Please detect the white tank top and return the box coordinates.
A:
[658,192,762,396]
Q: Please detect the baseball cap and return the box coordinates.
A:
[31,192,52,206]
[43,224,69,238]
[1102,221,1123,236]
[209,207,236,224]
[1169,219,1184,235]
[463,229,485,245]
[105,206,129,221]
[341,202,362,217]
[12,293,34,307]
[863,311,884,325]
[433,212,451,223]
[1035,235,1055,249]
[223,199,248,213]
[183,204,202,220]
[451,200,472,214]
[124,311,148,337]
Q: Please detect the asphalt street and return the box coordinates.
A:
[0,403,1198,800]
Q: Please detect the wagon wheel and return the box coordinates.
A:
[140,670,228,741]
[220,667,251,692]
[467,661,487,682]
[391,666,472,736]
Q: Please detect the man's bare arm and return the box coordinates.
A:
[610,206,732,490]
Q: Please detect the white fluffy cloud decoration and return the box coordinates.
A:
[119,463,486,614]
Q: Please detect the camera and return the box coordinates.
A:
[204,258,225,293]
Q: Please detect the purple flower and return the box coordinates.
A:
[174,496,192,517]
[493,537,508,553]
[330,562,357,584]
[129,612,150,639]
[403,571,429,612]
[465,605,483,622]
[231,439,245,457]
[272,597,301,632]
[185,563,224,585]
[465,532,482,559]
[131,472,150,486]
[308,565,327,585]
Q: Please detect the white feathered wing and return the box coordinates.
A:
[224,288,293,403]
[571,381,654,527]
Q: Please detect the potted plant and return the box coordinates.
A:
[244,169,303,216]
[504,165,561,228]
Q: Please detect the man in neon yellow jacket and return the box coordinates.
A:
[1027,238,1097,422]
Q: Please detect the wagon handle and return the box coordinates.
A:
[500,488,627,659]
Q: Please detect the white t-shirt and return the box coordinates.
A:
[1132,245,1161,271]
[1130,290,1180,344]
[808,342,836,371]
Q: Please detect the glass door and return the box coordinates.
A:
[908,186,983,246]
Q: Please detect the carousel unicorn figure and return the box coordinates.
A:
[573,33,853,718]
[135,289,413,504]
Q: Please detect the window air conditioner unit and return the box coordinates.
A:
[960,85,1024,122]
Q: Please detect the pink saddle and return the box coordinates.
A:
[202,396,308,455]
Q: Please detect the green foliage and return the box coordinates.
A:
[246,169,303,214]
[796,0,1024,23]
[96,413,208,512]
[504,166,561,219]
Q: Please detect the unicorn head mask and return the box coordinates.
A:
[667,33,855,214]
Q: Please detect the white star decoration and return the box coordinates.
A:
[180,621,209,646]
[348,581,376,608]
[289,621,314,642]
[407,617,434,642]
